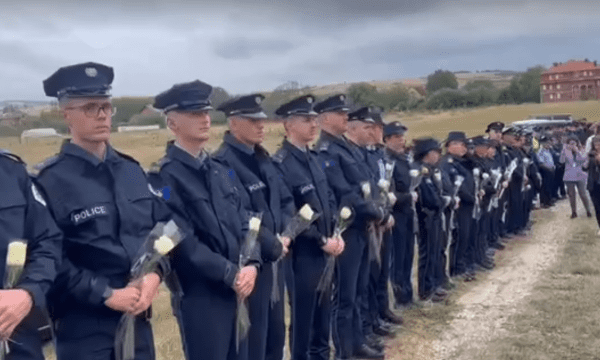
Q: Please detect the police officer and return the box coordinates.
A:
[36,62,184,359]
[485,122,508,248]
[412,138,446,302]
[383,122,416,307]
[213,94,293,360]
[502,127,526,236]
[0,150,62,360]
[272,95,342,360]
[314,95,384,360]
[149,80,259,360]
[440,132,476,281]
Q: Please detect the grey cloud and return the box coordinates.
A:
[211,37,296,60]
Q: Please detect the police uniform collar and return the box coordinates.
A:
[167,141,207,170]
[223,131,256,156]
[320,130,346,145]
[282,139,309,158]
[61,141,120,167]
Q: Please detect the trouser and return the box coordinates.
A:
[417,210,442,299]
[588,186,600,227]
[553,166,566,198]
[55,309,155,360]
[5,311,46,360]
[291,250,330,360]
[391,211,414,305]
[247,261,285,360]
[450,205,474,276]
[565,181,592,215]
[364,228,392,333]
[475,211,491,264]
[540,168,555,206]
[175,292,238,360]
[507,181,524,234]
[332,226,368,359]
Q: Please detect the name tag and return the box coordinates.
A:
[300,184,315,195]
[71,206,108,225]
[248,181,266,193]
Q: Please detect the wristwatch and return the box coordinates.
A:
[101,286,114,303]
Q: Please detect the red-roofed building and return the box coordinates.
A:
[540,60,600,102]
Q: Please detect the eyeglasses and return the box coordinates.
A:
[65,103,117,118]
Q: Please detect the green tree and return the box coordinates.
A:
[347,82,378,107]
[426,70,459,94]
[463,79,495,91]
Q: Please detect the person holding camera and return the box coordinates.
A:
[560,136,592,219]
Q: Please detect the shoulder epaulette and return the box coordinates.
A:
[149,156,171,173]
[31,154,61,176]
[0,149,24,164]
[113,149,140,165]
[272,148,288,163]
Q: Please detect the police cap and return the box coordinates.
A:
[154,80,213,113]
[348,107,374,123]
[383,121,407,138]
[314,94,350,114]
[413,138,441,161]
[445,131,467,146]
[43,62,113,99]
[275,95,317,117]
[471,135,491,147]
[217,94,267,119]
[486,121,505,133]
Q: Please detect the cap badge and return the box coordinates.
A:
[85,67,98,78]
[340,95,345,101]
[307,97,313,104]
[255,96,262,105]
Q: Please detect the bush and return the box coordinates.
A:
[426,70,459,94]
[128,113,165,128]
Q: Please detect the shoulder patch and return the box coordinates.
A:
[316,140,330,152]
[272,148,288,163]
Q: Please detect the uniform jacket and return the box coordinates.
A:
[314,131,383,227]
[440,154,475,205]
[213,132,293,263]
[35,142,182,319]
[384,148,414,215]
[0,151,62,310]
[273,139,335,253]
[149,142,258,296]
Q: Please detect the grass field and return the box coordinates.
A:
[3,99,599,359]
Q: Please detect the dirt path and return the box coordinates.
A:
[433,201,573,359]
[389,200,579,360]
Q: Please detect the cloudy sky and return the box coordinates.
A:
[2,0,599,100]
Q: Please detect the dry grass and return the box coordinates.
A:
[6,100,599,359]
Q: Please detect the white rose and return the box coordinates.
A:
[249,217,261,232]
[473,168,480,177]
[154,236,175,256]
[388,192,397,205]
[378,179,390,192]
[361,183,371,198]
[421,167,429,176]
[434,172,442,182]
[385,163,394,172]
[299,204,314,221]
[6,241,27,267]
[340,207,352,220]
[482,173,490,180]
[409,169,420,178]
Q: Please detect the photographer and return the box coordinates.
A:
[560,136,592,219]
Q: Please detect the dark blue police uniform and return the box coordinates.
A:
[36,143,179,360]
[148,81,258,360]
[272,95,336,360]
[0,151,62,360]
[314,96,384,360]
[214,94,294,360]
[37,62,185,360]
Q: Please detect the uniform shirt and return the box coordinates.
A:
[213,132,293,263]
[0,151,62,310]
[150,142,258,294]
[273,139,335,252]
[537,148,555,170]
[35,142,182,317]
[315,131,383,227]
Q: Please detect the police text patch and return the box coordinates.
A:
[71,206,108,225]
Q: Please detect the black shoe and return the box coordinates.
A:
[380,309,403,325]
[435,287,449,296]
[587,211,593,218]
[365,336,385,351]
[571,213,578,219]
[373,323,393,337]
[491,242,505,250]
[478,261,494,270]
[353,344,384,359]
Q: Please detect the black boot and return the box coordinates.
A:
[353,344,385,359]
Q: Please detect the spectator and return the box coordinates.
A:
[560,136,592,218]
